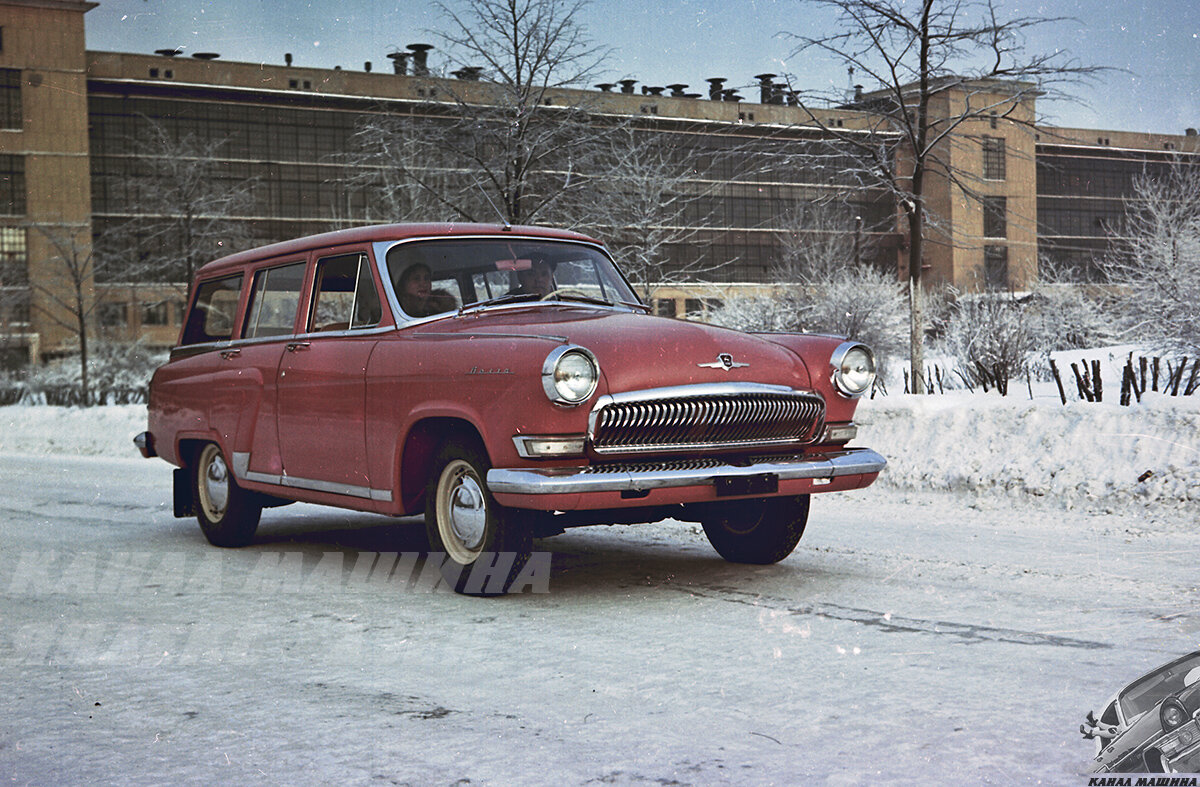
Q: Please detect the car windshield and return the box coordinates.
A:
[1119,652,1200,720]
[381,238,640,320]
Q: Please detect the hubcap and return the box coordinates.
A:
[199,446,230,520]
[438,459,488,563]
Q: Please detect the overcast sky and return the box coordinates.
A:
[84,0,1199,134]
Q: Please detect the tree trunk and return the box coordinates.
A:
[907,206,926,394]
[76,295,90,407]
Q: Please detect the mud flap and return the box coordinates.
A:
[173,468,195,518]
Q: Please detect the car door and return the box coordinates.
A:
[275,250,386,499]
[232,259,308,480]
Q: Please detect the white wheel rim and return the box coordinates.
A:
[198,445,230,520]
[436,459,488,564]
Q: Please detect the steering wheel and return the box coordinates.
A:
[540,288,590,301]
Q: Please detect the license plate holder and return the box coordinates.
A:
[714,472,779,497]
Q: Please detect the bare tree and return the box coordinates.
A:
[347,0,610,225]
[564,124,732,299]
[30,222,96,403]
[1101,159,1200,354]
[709,202,907,372]
[98,119,255,289]
[783,0,1099,392]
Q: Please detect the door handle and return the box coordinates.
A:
[219,348,241,360]
[286,341,311,352]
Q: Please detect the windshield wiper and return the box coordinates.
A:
[459,292,543,312]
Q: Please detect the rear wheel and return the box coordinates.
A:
[193,442,261,547]
[424,439,532,595]
[700,494,810,564]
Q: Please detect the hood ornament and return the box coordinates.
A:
[698,353,749,371]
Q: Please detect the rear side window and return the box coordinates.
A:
[309,253,382,332]
[180,274,243,345]
[244,261,306,338]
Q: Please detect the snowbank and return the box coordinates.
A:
[857,392,1200,508]
[0,404,148,458]
[2,393,1198,510]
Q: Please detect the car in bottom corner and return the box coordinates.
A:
[1082,650,1200,773]
[134,223,887,595]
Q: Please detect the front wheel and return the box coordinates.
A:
[700,494,810,564]
[424,439,532,595]
[193,442,262,547]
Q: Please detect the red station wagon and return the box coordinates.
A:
[135,223,886,594]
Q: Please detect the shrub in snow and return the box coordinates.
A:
[706,262,907,375]
[939,290,1034,387]
[18,341,166,405]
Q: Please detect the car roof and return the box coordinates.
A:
[194,223,604,280]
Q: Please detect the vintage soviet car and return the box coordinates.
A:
[1081,650,1200,773]
[135,223,886,594]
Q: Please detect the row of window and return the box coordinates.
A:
[185,252,380,345]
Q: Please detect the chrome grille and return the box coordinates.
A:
[589,387,824,455]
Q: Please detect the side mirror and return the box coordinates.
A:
[1086,710,1098,725]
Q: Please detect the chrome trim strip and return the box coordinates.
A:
[241,469,393,502]
[486,448,886,495]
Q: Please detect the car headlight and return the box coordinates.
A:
[830,341,876,398]
[1162,699,1189,730]
[542,345,599,405]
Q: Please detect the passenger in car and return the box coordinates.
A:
[511,258,555,296]
[397,262,456,317]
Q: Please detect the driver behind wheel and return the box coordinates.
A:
[511,258,554,296]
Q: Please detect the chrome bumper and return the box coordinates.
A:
[487,447,886,495]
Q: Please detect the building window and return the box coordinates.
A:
[0,155,25,215]
[99,301,129,328]
[984,245,1008,289]
[982,196,1007,239]
[0,226,26,285]
[0,68,21,130]
[1,287,30,328]
[982,136,1006,180]
[653,298,676,318]
[141,300,178,326]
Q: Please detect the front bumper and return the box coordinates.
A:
[487,447,886,495]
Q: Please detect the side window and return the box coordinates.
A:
[181,274,243,345]
[243,261,306,338]
[309,252,382,332]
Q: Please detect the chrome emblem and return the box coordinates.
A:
[698,353,749,371]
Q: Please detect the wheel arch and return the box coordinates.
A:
[399,417,488,514]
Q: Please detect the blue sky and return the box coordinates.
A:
[84,0,1199,134]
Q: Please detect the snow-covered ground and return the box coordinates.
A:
[1,361,1198,784]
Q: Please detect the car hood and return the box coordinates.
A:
[424,305,814,393]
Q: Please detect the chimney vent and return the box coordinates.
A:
[642,85,664,96]
[706,77,726,100]
[387,52,409,75]
[1187,128,1198,136]
[154,48,182,57]
[407,43,434,76]
[192,52,220,60]
[285,53,293,67]
[618,79,637,94]
[755,73,780,105]
[853,84,863,102]
[595,83,616,92]
[364,61,372,72]
[666,83,688,97]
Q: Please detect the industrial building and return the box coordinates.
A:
[1,0,1197,363]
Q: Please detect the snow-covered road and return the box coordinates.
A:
[2,451,1197,784]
